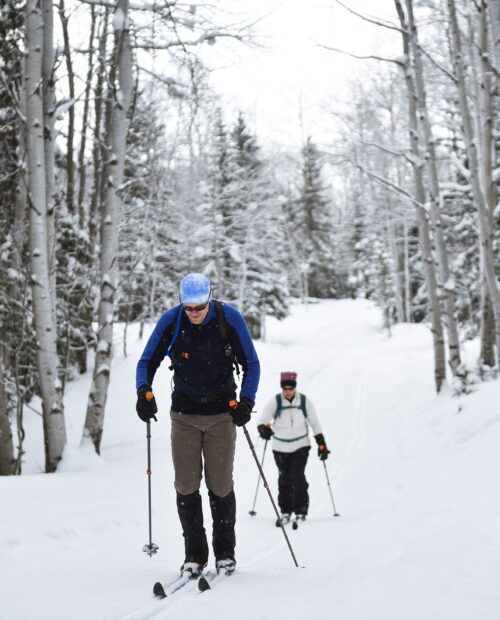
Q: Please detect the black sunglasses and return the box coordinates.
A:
[183,302,208,312]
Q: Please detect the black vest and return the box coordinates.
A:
[170,312,236,414]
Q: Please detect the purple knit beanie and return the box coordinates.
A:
[280,371,297,388]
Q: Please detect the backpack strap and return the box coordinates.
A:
[274,393,282,419]
[166,305,184,359]
[214,300,240,376]
[165,305,185,370]
[166,300,240,375]
[274,393,307,420]
[300,393,307,418]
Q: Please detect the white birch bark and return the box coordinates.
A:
[25,0,66,472]
[395,0,446,392]
[448,0,500,363]
[387,102,407,323]
[479,3,497,365]
[41,0,56,316]
[83,0,132,453]
[488,0,500,72]
[405,0,461,373]
[78,6,97,227]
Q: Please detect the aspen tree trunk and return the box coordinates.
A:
[89,9,110,248]
[11,69,27,299]
[389,91,411,322]
[403,218,411,321]
[479,1,497,366]
[58,0,76,215]
[385,204,405,323]
[396,0,446,392]
[448,0,500,362]
[387,100,407,322]
[405,0,461,373]
[488,0,500,71]
[83,0,132,453]
[41,0,56,315]
[78,6,97,227]
[0,349,15,475]
[464,10,494,363]
[25,0,66,472]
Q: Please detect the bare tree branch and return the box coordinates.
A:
[332,0,404,33]
[328,152,421,208]
[136,29,248,50]
[137,65,187,97]
[77,0,175,11]
[415,42,457,82]
[361,140,416,167]
[316,43,404,66]
[333,0,456,81]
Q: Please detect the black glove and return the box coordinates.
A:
[257,424,274,440]
[314,433,330,461]
[229,397,253,427]
[136,384,158,422]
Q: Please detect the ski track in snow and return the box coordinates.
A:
[2,300,500,620]
[333,365,367,489]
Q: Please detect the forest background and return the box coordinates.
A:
[1,0,499,475]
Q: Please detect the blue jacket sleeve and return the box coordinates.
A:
[135,307,179,392]
[223,304,260,403]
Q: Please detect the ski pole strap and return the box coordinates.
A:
[166,305,184,358]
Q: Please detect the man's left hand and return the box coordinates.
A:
[230,397,253,427]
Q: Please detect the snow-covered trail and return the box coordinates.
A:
[1,300,499,620]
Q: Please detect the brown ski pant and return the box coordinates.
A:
[170,410,236,497]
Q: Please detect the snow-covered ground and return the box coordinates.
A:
[2,299,499,620]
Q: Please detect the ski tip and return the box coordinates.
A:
[334,513,341,517]
[198,577,211,593]
[248,510,256,516]
[153,581,167,598]
[292,521,298,530]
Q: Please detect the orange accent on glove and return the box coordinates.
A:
[229,399,238,409]
[145,391,154,401]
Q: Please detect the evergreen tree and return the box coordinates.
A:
[294,137,340,298]
[228,113,289,336]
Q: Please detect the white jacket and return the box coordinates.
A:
[257,391,323,453]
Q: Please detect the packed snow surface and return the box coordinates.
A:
[2,300,499,619]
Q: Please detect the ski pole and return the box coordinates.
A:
[143,419,159,556]
[242,425,299,567]
[249,439,268,516]
[322,460,340,517]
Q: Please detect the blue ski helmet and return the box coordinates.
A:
[179,273,211,304]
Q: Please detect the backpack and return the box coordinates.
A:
[166,300,240,375]
[274,393,307,420]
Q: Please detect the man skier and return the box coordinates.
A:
[136,273,260,578]
[257,371,329,527]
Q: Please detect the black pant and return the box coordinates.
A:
[273,446,311,515]
[176,490,236,564]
